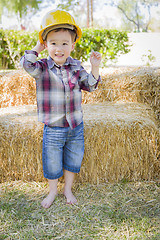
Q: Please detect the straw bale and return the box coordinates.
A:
[0,102,159,183]
[1,67,159,126]
[0,105,44,182]
[0,70,36,108]
[83,66,160,125]
[80,102,160,183]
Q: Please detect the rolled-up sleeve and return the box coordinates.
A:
[20,50,43,79]
[79,66,101,92]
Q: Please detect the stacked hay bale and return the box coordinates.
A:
[83,67,160,126]
[0,67,160,124]
[0,70,36,108]
[1,67,160,124]
[0,106,44,182]
[0,67,160,183]
[81,102,160,183]
[0,103,159,183]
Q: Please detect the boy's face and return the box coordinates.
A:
[44,29,75,66]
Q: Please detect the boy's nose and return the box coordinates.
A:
[56,45,63,51]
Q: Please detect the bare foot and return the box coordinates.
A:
[63,189,77,204]
[41,191,57,209]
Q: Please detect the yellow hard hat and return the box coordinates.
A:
[39,10,82,44]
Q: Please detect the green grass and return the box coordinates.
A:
[0,181,160,240]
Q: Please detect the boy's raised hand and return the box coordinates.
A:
[32,41,46,54]
[90,51,101,67]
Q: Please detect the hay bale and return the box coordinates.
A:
[82,67,160,126]
[0,105,44,182]
[0,70,36,108]
[81,102,160,183]
[0,102,159,183]
[1,67,160,127]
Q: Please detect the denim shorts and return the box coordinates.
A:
[42,122,84,179]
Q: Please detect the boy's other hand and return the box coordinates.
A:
[90,51,101,67]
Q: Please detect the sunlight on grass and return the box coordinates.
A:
[0,181,159,239]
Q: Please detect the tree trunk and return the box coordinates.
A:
[87,0,90,28]
[135,2,140,32]
[91,0,93,27]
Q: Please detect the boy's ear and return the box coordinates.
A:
[44,41,47,49]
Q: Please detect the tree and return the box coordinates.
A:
[106,0,159,32]
[57,0,94,28]
[0,0,42,25]
[87,0,93,27]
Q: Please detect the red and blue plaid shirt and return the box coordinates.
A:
[21,50,100,129]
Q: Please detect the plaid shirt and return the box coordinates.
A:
[20,50,100,129]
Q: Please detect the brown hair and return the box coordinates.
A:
[46,28,77,42]
[54,28,77,42]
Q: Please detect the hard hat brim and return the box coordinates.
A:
[42,24,75,41]
[39,23,82,44]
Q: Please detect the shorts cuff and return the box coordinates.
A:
[64,164,80,173]
[43,170,63,180]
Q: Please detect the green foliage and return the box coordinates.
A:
[0,29,47,69]
[0,28,130,69]
[0,0,41,20]
[0,30,37,68]
[141,49,156,66]
[72,28,130,66]
[57,0,80,11]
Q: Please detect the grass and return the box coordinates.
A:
[0,181,160,240]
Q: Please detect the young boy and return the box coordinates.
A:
[20,9,101,208]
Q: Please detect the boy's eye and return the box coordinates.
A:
[63,43,68,45]
[51,43,56,45]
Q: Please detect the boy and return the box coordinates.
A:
[20,9,101,208]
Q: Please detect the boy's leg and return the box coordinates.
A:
[63,170,77,204]
[41,178,58,208]
[42,125,67,208]
[63,122,84,204]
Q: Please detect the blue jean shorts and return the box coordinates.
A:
[42,122,84,179]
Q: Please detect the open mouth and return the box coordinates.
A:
[55,54,64,57]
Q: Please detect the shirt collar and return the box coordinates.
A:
[47,56,79,69]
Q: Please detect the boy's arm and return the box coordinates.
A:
[79,51,101,92]
[20,41,45,78]
[90,51,101,80]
